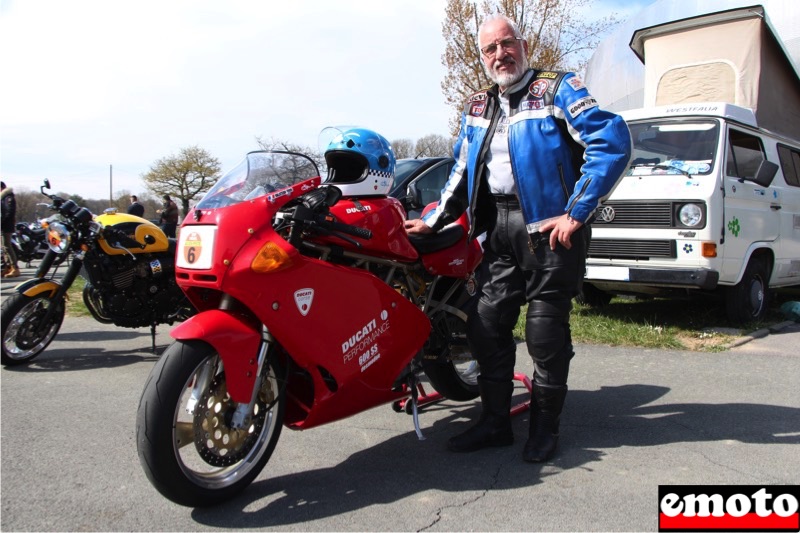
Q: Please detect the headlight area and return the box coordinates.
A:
[676,202,705,228]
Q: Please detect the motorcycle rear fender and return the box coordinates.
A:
[170,309,261,404]
[18,279,60,298]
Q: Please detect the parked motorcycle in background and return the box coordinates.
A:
[136,131,482,507]
[11,219,51,267]
[0,179,195,366]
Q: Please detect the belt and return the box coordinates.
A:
[491,194,520,209]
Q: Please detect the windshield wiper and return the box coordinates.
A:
[630,163,692,178]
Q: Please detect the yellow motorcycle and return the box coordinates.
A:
[1,180,194,365]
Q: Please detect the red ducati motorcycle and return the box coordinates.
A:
[136,142,483,507]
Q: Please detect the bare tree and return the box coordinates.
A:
[441,0,619,133]
[391,138,415,159]
[256,136,325,173]
[142,146,221,215]
[415,134,456,157]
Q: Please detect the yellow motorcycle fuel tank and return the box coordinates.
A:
[95,212,170,255]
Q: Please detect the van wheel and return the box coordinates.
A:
[576,283,612,307]
[726,256,771,325]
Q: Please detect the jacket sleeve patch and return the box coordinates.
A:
[568,96,598,118]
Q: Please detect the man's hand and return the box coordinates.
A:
[539,214,583,250]
[404,218,434,235]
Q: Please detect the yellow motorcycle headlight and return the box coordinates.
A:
[46,222,71,253]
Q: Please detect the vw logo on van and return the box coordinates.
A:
[599,206,616,222]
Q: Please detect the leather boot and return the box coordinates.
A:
[523,384,567,463]
[448,378,514,453]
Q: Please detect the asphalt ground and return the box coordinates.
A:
[1,262,798,532]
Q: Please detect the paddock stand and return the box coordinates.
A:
[392,372,534,437]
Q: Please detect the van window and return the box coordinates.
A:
[777,144,800,187]
[726,129,765,178]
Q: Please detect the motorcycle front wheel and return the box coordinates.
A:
[136,339,285,507]
[1,292,65,366]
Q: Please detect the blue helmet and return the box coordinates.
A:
[323,128,395,196]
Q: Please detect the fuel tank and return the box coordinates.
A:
[327,197,418,261]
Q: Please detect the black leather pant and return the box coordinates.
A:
[466,196,588,388]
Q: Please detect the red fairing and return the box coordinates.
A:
[327,197,418,260]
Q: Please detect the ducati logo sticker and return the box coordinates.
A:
[183,231,202,265]
[293,288,314,316]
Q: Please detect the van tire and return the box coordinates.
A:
[577,283,613,307]
[726,256,771,325]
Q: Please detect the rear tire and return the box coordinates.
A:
[1,292,65,366]
[136,340,285,507]
[422,310,479,401]
[726,256,771,325]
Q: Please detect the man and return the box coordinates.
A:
[405,14,631,462]
[158,194,179,238]
[1,181,20,278]
[127,195,145,217]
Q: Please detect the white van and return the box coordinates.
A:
[583,102,800,324]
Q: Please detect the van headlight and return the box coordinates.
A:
[678,203,704,227]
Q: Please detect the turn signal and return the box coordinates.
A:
[701,242,717,258]
[251,242,292,273]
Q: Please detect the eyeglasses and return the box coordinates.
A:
[480,37,524,56]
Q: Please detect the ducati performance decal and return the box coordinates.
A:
[342,310,391,371]
[293,288,314,316]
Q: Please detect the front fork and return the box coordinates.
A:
[185,323,274,430]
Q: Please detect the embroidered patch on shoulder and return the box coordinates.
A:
[537,71,559,79]
[468,92,487,102]
[529,79,549,98]
[566,76,585,91]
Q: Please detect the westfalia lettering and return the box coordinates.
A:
[658,485,800,532]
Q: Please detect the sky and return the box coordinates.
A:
[0,0,655,201]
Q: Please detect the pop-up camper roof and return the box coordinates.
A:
[627,4,800,139]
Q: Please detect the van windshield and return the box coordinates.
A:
[627,120,719,176]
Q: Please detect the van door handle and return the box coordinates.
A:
[770,204,782,210]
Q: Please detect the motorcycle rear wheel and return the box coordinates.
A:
[422,311,479,401]
[136,340,285,507]
[1,292,65,366]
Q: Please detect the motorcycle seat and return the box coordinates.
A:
[408,223,464,254]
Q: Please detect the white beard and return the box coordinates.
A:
[485,54,530,88]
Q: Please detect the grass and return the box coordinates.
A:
[65,276,91,317]
[62,272,796,352]
[514,289,799,352]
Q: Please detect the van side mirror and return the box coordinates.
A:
[749,159,779,187]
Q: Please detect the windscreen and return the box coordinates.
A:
[196,151,319,209]
[628,120,720,176]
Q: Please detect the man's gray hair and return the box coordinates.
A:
[478,14,523,41]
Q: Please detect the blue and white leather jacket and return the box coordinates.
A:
[423,69,632,237]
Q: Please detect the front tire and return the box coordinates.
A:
[136,340,285,507]
[726,255,771,325]
[1,292,65,366]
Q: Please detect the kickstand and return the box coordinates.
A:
[407,374,426,441]
[150,323,157,353]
